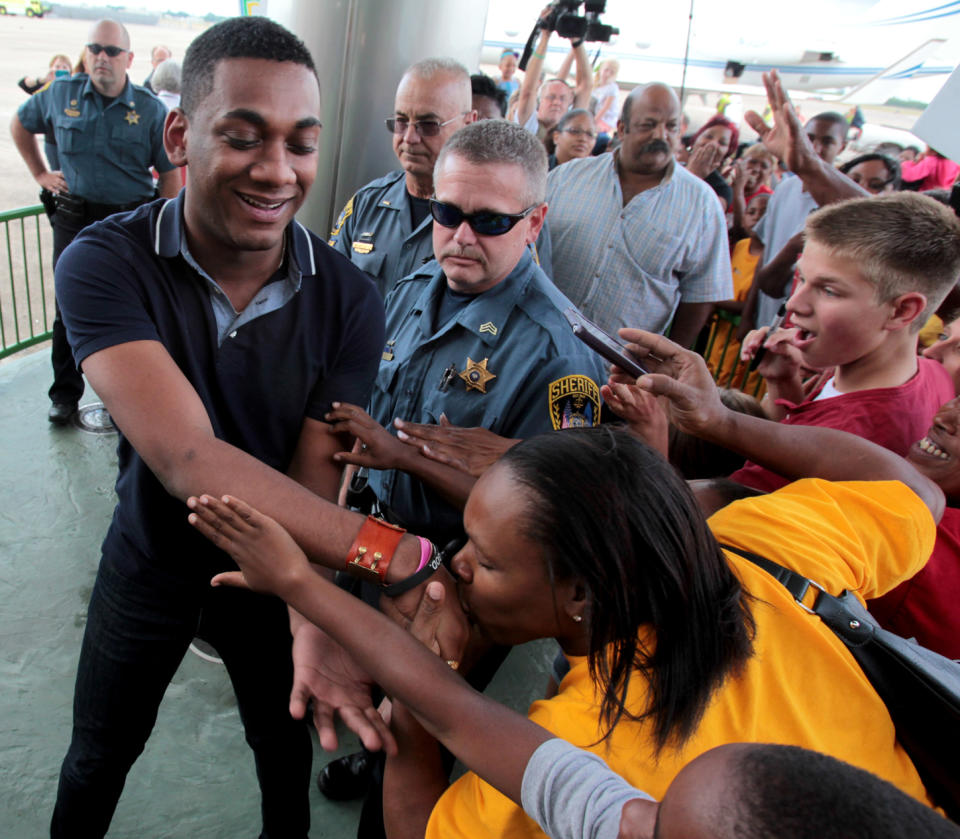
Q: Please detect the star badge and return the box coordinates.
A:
[124,110,140,125]
[459,357,496,393]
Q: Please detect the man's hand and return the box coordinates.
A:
[394,414,519,478]
[289,620,397,754]
[610,328,728,438]
[37,170,67,195]
[326,402,413,472]
[744,70,818,177]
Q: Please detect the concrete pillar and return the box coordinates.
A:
[270,0,491,236]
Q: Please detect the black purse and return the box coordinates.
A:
[721,543,960,822]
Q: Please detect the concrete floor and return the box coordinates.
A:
[0,347,556,838]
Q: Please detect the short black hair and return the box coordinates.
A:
[470,73,507,117]
[806,110,848,134]
[180,17,317,115]
[734,745,960,838]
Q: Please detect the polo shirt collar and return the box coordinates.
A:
[153,191,317,282]
[413,249,537,347]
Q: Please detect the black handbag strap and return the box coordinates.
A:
[719,543,876,646]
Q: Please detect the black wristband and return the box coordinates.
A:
[381,541,443,597]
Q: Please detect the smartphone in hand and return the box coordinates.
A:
[563,308,648,379]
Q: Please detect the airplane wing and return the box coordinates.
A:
[837,39,946,103]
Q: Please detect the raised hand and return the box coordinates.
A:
[189,493,310,597]
[743,70,817,176]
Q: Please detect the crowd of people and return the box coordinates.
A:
[9,9,960,839]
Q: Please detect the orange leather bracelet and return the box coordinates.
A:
[345,515,406,585]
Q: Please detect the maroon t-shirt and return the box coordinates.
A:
[869,505,960,660]
[730,358,954,492]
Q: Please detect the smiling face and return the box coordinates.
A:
[85,20,133,98]
[498,52,518,80]
[786,240,894,369]
[451,463,581,647]
[908,397,960,499]
[168,57,321,268]
[553,112,596,164]
[432,153,545,294]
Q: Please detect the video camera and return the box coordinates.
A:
[518,1,619,72]
[539,1,619,44]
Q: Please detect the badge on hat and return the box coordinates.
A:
[549,375,600,430]
[459,357,496,393]
[353,231,375,255]
[124,110,140,125]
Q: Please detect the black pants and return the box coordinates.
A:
[48,195,154,405]
[51,554,312,838]
[48,211,87,405]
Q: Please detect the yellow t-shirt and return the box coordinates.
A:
[425,479,936,839]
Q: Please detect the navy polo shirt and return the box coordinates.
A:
[56,194,384,583]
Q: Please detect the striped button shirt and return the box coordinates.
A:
[545,153,733,335]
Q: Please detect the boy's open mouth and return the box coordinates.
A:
[792,327,816,349]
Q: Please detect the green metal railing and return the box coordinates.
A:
[702,308,766,397]
[0,204,54,360]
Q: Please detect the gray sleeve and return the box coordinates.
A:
[520,738,654,839]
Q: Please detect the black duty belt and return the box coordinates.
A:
[54,192,155,225]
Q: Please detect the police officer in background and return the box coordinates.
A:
[328,57,477,300]
[11,19,180,424]
[316,119,606,817]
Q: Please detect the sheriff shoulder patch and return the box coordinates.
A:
[328,194,355,239]
[549,375,600,430]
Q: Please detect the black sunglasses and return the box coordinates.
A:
[86,43,127,57]
[429,199,538,236]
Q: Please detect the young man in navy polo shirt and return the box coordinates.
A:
[50,18,407,838]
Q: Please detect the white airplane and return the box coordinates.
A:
[481,0,959,103]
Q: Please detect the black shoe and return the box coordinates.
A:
[48,401,77,425]
[316,750,373,801]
